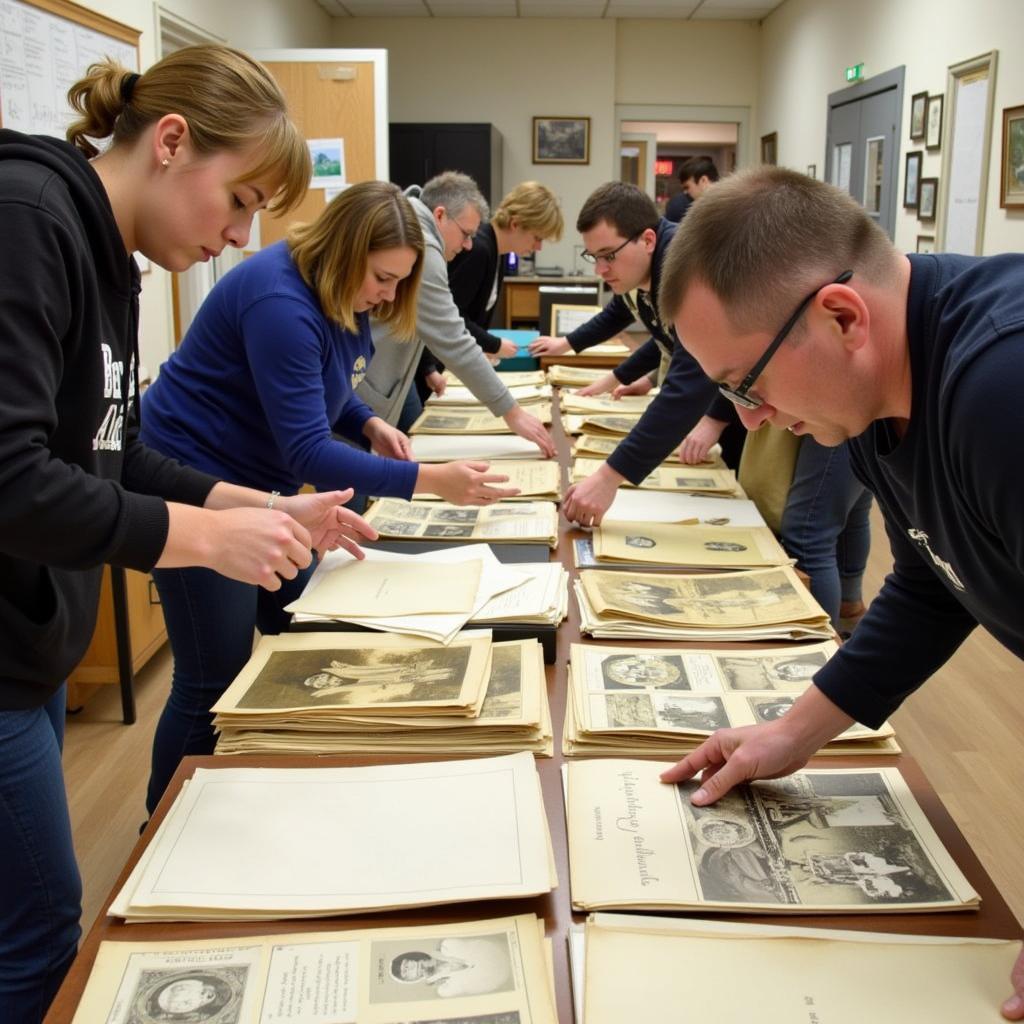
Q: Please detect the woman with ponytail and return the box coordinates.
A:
[0,46,374,1023]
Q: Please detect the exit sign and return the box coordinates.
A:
[845,63,865,82]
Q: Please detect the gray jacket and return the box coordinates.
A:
[357,185,515,424]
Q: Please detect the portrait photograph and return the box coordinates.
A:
[126,966,246,1023]
[532,116,590,164]
[909,90,928,140]
[918,177,938,220]
[370,932,515,1003]
[925,93,944,150]
[1000,103,1024,208]
[903,150,922,208]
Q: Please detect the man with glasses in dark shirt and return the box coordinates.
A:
[528,182,735,524]
[656,165,1024,1021]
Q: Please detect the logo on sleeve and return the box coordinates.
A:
[351,354,367,389]
[908,528,966,591]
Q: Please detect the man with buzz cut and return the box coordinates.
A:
[357,170,554,457]
[656,165,1024,1021]
[528,181,737,524]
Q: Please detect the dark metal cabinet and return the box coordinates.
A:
[389,122,503,205]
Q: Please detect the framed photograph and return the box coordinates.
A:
[918,177,938,220]
[916,235,936,253]
[910,91,928,140]
[925,94,944,150]
[903,150,923,208]
[999,103,1024,209]
[533,117,590,165]
[806,163,817,179]
[760,131,778,166]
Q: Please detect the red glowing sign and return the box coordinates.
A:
[654,159,674,176]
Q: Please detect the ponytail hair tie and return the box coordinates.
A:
[120,72,141,105]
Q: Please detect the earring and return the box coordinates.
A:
[161,158,170,167]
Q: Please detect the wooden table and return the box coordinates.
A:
[47,397,1024,1024]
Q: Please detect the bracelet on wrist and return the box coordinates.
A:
[266,490,281,510]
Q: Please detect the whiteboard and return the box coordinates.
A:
[0,0,138,139]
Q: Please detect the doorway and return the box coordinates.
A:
[825,66,905,240]
[621,119,737,215]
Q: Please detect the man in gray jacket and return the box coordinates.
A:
[357,172,555,457]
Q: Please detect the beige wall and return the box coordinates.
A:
[760,0,1024,255]
[70,0,333,375]
[335,16,760,270]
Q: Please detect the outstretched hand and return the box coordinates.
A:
[277,488,378,559]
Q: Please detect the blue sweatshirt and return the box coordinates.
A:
[815,253,1024,727]
[142,241,418,499]
[563,219,727,483]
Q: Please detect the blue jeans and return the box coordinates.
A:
[147,566,312,814]
[780,437,873,627]
[0,686,82,1024]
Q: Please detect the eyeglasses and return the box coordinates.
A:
[580,233,640,266]
[446,211,476,244]
[716,270,854,410]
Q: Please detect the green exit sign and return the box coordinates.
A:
[845,63,865,82]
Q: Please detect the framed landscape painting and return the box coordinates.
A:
[533,117,590,164]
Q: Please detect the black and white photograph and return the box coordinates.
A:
[373,518,422,536]
[370,933,516,1003]
[418,414,469,431]
[624,535,656,549]
[532,116,590,164]
[235,646,471,709]
[126,966,246,1023]
[479,645,524,719]
[423,524,474,538]
[676,772,956,908]
[654,693,729,732]
[747,695,796,722]
[600,653,691,690]
[390,1014,521,1024]
[717,650,828,691]
[604,692,656,729]
[432,508,479,523]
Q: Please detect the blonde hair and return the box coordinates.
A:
[493,181,564,241]
[288,181,424,338]
[659,166,895,333]
[66,45,309,214]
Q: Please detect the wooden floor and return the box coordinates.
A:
[64,506,1024,937]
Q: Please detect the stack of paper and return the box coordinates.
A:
[577,412,645,437]
[559,392,656,415]
[547,364,611,387]
[449,368,547,387]
[427,381,552,406]
[573,457,740,495]
[473,561,569,627]
[604,489,766,526]
[213,636,554,757]
[415,459,563,502]
[565,759,980,914]
[410,432,550,462]
[545,339,628,361]
[111,752,557,921]
[575,566,833,642]
[575,913,1019,1024]
[364,498,559,548]
[71,914,558,1024]
[573,432,724,467]
[590,522,792,570]
[409,404,552,434]
[563,641,899,757]
[288,544,529,643]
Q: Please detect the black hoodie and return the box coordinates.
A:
[0,131,217,709]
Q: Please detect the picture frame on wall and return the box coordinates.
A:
[903,150,923,208]
[999,103,1024,209]
[916,235,936,253]
[533,117,590,165]
[910,91,928,140]
[918,177,939,220]
[760,132,778,165]
[925,94,944,150]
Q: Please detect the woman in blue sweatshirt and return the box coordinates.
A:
[140,181,516,813]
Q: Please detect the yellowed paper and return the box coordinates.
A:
[573,458,739,494]
[566,759,979,914]
[365,498,559,547]
[414,459,562,502]
[410,433,550,462]
[70,913,556,1024]
[593,522,791,568]
[410,405,552,434]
